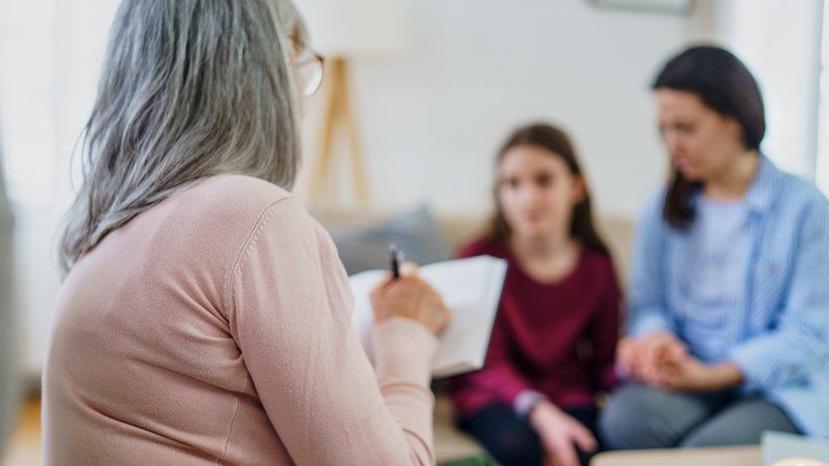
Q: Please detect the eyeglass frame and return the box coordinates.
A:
[290,34,325,97]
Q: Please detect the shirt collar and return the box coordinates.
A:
[744,155,780,215]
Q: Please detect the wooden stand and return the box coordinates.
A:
[307,57,370,206]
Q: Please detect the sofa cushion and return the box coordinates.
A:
[328,205,453,275]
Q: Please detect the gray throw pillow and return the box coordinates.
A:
[330,205,452,275]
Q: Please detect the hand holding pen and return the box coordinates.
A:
[389,245,403,280]
[368,245,451,336]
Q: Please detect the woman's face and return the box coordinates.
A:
[497,145,584,241]
[655,89,746,182]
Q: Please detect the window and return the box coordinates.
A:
[721,0,823,183]
[818,0,829,195]
[0,0,118,210]
[0,0,58,209]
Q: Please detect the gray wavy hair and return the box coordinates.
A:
[59,0,308,273]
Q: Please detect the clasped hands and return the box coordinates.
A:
[617,331,743,392]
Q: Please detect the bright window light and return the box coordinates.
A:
[817,0,829,195]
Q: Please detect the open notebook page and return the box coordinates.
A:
[350,255,507,378]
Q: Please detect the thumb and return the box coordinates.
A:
[570,421,598,453]
[550,438,580,466]
[669,341,689,362]
[399,261,419,276]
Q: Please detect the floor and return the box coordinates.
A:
[3,397,41,466]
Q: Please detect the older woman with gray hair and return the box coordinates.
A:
[42,1,449,465]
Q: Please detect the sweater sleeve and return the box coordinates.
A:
[228,197,439,466]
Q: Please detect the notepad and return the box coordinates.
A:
[350,255,508,378]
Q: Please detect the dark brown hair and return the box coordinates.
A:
[652,45,765,230]
[485,123,610,256]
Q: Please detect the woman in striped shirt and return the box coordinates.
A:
[599,45,829,449]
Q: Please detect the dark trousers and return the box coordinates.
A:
[459,403,600,466]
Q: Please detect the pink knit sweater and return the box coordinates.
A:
[43,175,438,465]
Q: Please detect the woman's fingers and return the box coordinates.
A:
[570,421,598,453]
[546,436,580,466]
[399,261,419,276]
[628,340,651,381]
[641,337,664,371]
[619,337,650,381]
[369,273,451,335]
[616,338,635,374]
[639,333,681,382]
[666,339,689,363]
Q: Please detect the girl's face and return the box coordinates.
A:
[497,144,585,241]
[654,89,747,182]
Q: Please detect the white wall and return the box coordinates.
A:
[297,0,707,219]
[713,0,824,180]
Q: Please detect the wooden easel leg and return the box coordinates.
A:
[308,59,344,203]
[307,57,370,207]
[339,62,370,205]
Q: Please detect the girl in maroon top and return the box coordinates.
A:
[449,123,621,466]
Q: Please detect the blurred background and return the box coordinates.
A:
[0,0,827,463]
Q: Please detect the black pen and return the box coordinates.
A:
[388,245,403,280]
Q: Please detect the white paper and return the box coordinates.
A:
[350,255,507,378]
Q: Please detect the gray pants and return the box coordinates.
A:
[598,384,799,449]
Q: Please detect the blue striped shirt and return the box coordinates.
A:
[628,156,829,436]
[680,197,752,363]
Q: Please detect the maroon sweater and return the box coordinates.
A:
[448,237,621,420]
